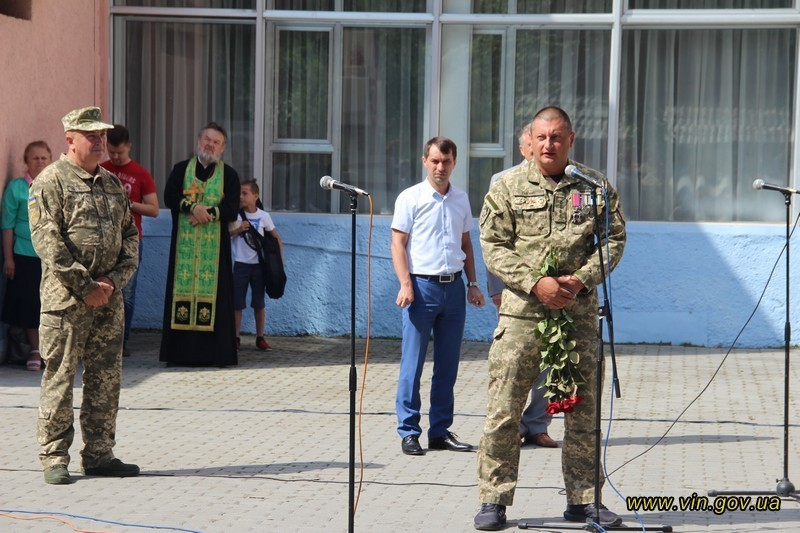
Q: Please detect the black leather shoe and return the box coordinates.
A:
[401,435,425,455]
[474,503,507,531]
[82,458,140,477]
[429,431,473,452]
[564,503,622,526]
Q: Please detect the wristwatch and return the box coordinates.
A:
[467,281,478,288]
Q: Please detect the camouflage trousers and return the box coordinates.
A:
[477,311,602,506]
[37,294,124,470]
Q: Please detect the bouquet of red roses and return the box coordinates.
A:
[533,246,586,415]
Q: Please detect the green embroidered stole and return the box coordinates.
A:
[170,157,224,331]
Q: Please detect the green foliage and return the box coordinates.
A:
[533,246,585,404]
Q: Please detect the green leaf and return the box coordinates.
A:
[568,351,580,364]
[566,339,577,351]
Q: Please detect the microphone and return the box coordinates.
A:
[753,178,799,195]
[564,164,605,190]
[319,176,370,197]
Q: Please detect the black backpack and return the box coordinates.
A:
[239,209,286,299]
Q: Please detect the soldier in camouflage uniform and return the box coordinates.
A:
[474,107,626,530]
[29,107,141,485]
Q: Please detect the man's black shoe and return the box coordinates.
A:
[474,503,506,531]
[82,458,140,477]
[429,431,473,452]
[564,503,622,526]
[401,435,425,455]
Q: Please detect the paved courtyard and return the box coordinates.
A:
[1,333,799,532]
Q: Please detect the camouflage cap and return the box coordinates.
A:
[61,106,114,132]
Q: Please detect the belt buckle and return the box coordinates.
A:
[438,273,455,283]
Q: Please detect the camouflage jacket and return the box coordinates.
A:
[479,159,626,318]
[29,154,139,311]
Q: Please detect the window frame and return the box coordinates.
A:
[109,1,800,221]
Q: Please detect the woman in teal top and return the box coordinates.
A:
[2,141,51,370]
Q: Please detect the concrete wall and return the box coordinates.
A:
[136,213,798,348]
[0,0,109,195]
[0,0,108,359]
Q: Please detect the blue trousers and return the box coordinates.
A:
[520,370,552,436]
[122,241,143,343]
[396,276,466,439]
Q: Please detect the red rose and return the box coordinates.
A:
[558,395,584,413]
[546,401,563,415]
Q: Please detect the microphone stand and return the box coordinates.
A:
[521,185,671,532]
[708,189,799,502]
[347,192,358,533]
[320,177,366,532]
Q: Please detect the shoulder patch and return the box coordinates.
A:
[28,196,40,226]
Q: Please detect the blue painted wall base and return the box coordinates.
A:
[134,212,797,348]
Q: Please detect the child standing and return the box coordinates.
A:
[230,180,283,351]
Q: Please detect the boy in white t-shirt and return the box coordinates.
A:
[229,180,283,351]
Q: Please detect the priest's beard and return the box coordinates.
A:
[197,149,219,166]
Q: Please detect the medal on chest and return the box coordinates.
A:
[571,192,593,223]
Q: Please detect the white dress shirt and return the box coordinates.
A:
[391,177,473,275]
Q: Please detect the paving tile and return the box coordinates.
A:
[0,334,797,531]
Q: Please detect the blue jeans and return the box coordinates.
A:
[122,241,143,343]
[396,276,466,439]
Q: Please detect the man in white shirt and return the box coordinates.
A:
[391,136,486,456]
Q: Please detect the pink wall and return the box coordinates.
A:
[0,0,109,199]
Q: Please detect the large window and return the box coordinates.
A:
[113,19,255,194]
[269,25,425,214]
[271,29,331,212]
[110,3,800,222]
[339,28,425,214]
[275,0,426,10]
[630,0,790,7]
[466,28,610,214]
[618,28,795,222]
[469,0,612,13]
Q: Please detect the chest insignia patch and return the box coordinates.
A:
[514,195,547,209]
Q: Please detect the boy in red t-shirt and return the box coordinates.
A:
[101,125,160,357]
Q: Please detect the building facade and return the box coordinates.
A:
[3,1,799,349]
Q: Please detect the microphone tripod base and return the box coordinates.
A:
[708,477,799,501]
[518,520,673,532]
[778,478,796,497]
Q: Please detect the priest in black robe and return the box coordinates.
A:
[159,122,241,366]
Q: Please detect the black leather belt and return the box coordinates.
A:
[411,271,462,283]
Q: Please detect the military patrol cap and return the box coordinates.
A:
[61,106,114,132]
